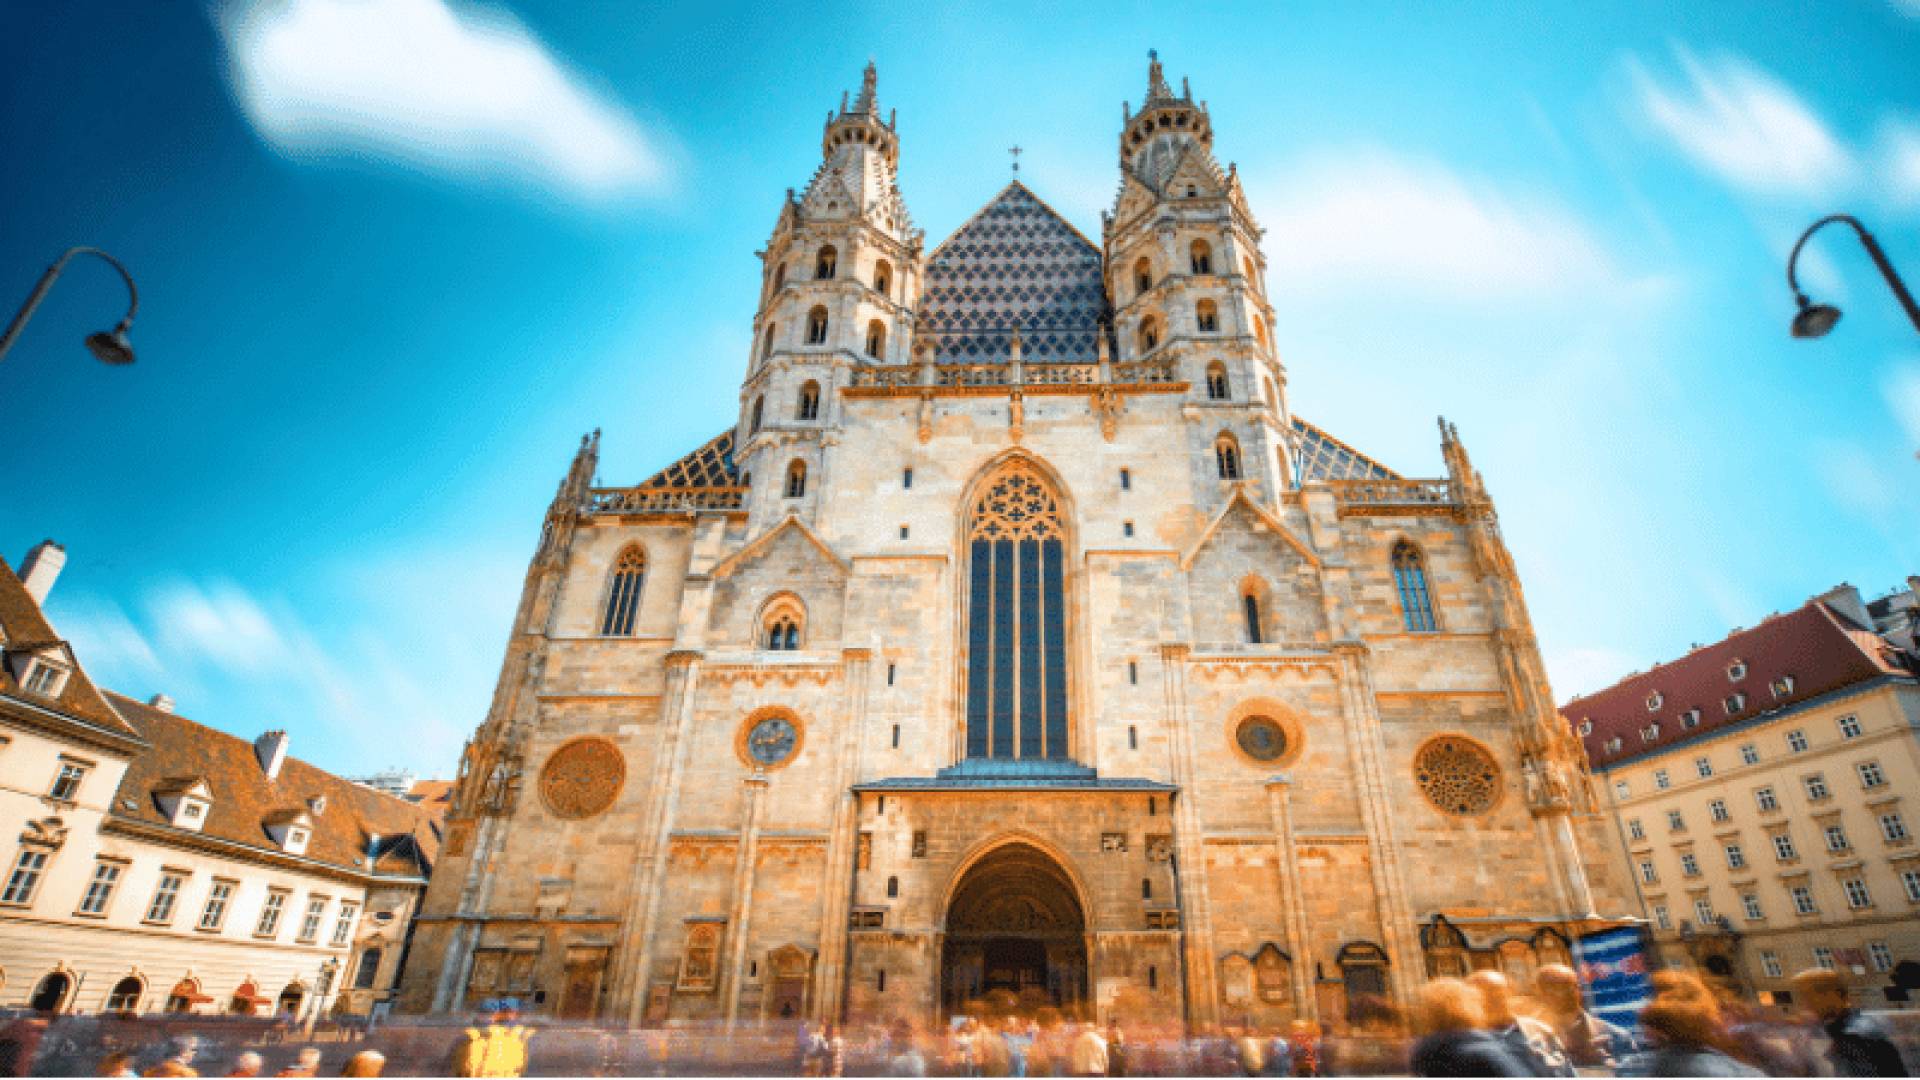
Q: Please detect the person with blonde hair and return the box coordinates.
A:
[1533,964,1634,1070]
[1791,968,1907,1077]
[1631,983,1760,1077]
[1465,970,1572,1076]
[1409,979,1529,1077]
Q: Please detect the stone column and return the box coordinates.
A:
[813,648,873,1021]
[1263,775,1316,1020]
[722,773,770,1026]
[1160,644,1219,1023]
[615,653,703,1024]
[1332,644,1422,1006]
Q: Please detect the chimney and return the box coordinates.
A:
[255,730,290,780]
[367,832,382,863]
[147,693,174,713]
[18,541,66,605]
[1817,584,1872,629]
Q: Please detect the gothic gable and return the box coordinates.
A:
[1159,142,1228,199]
[708,516,849,649]
[1183,492,1325,645]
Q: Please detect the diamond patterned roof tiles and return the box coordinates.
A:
[1292,417,1399,481]
[638,431,739,489]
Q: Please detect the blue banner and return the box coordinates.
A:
[1573,927,1652,1032]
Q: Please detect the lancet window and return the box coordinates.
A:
[1196,299,1219,333]
[873,260,892,298]
[1215,434,1242,480]
[815,246,837,279]
[600,546,647,636]
[785,461,808,499]
[1393,541,1437,632]
[964,462,1070,760]
[1190,239,1212,275]
[806,307,829,345]
[798,381,821,421]
[1206,361,1229,400]
[866,321,886,359]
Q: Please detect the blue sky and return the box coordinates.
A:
[3,1,1917,778]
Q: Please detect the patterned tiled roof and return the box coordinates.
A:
[638,431,738,489]
[0,556,139,741]
[921,182,1109,363]
[1292,417,1400,481]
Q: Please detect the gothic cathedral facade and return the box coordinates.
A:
[398,58,1634,1028]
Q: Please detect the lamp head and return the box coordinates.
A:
[1791,295,1842,340]
[85,320,135,365]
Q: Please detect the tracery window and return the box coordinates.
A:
[1215,434,1241,480]
[1392,541,1437,632]
[806,306,829,345]
[785,460,807,499]
[865,321,886,359]
[815,246,837,280]
[1206,361,1229,400]
[1190,239,1212,275]
[798,381,821,421]
[1414,736,1501,815]
[964,462,1069,760]
[600,547,646,636]
[765,614,801,651]
[1196,299,1219,333]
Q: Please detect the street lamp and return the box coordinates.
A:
[1786,215,1920,339]
[0,247,140,366]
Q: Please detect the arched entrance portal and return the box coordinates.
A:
[941,843,1087,1017]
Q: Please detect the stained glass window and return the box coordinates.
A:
[1393,541,1436,632]
[965,463,1069,759]
[600,547,646,636]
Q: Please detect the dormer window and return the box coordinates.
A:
[1771,675,1795,698]
[263,810,315,855]
[1723,692,1746,715]
[1727,660,1747,681]
[1680,709,1701,729]
[1645,692,1663,712]
[1642,723,1660,742]
[1605,737,1622,754]
[1577,720,1593,737]
[21,658,69,699]
[153,778,214,833]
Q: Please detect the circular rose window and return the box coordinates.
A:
[744,714,800,768]
[1235,715,1289,762]
[1414,736,1501,815]
[538,738,625,819]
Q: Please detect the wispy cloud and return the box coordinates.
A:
[1248,147,1639,298]
[1626,48,1855,199]
[1880,120,1920,208]
[216,0,669,201]
[1886,363,1920,450]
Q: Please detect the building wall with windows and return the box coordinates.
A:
[0,556,438,1019]
[398,58,1636,1029]
[1566,593,1920,1006]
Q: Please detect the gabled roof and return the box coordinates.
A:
[104,692,439,879]
[638,430,739,490]
[1562,599,1916,768]
[1181,486,1322,571]
[0,557,139,741]
[708,513,849,580]
[1293,417,1400,482]
[921,181,1109,364]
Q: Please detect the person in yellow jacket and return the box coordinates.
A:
[449,999,533,1078]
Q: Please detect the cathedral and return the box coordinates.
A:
[397,56,1634,1029]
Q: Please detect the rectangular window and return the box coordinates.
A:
[1709,799,1730,823]
[1844,878,1872,909]
[1694,899,1715,924]
[1881,812,1908,843]
[49,761,88,801]
[299,896,328,942]
[1774,834,1798,861]
[23,662,64,696]
[1905,870,1920,903]
[146,871,186,924]
[1792,885,1817,915]
[1756,787,1779,813]
[1814,946,1835,970]
[2,849,50,906]
[1695,756,1714,779]
[1741,744,1760,766]
[1654,769,1671,790]
[1668,810,1686,831]
[902,467,913,489]
[891,724,900,749]
[1119,468,1131,491]
[1639,860,1658,884]
[1825,825,1850,852]
[77,860,123,915]
[1871,943,1894,972]
[1761,950,1782,978]
[199,880,235,931]
[1615,780,1630,800]
[1628,819,1645,840]
[1653,904,1671,930]
[332,901,360,947]
[1742,893,1763,921]
[1680,853,1700,877]
[1788,729,1809,753]
[1725,844,1745,870]
[1804,774,1830,801]
[1839,714,1862,739]
[255,889,289,937]
[1128,661,1138,685]
[1857,761,1886,789]
[886,663,896,686]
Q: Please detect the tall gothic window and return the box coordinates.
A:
[1133,257,1152,296]
[873,260,892,298]
[798,381,821,421]
[1215,434,1242,480]
[761,326,776,366]
[765,614,800,651]
[600,546,646,636]
[1196,299,1219,333]
[1138,317,1160,353]
[749,395,764,433]
[1393,541,1437,632]
[1243,591,1264,644]
[964,462,1069,760]
[815,245,837,279]
[1190,239,1212,275]
[1206,361,1229,400]
[806,306,829,345]
[865,321,886,359]
[785,460,807,498]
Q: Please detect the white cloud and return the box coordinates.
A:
[1815,440,1900,516]
[217,0,668,200]
[1880,121,1920,208]
[50,598,163,676]
[1886,363,1920,449]
[1627,49,1855,198]
[149,581,295,673]
[1248,148,1634,298]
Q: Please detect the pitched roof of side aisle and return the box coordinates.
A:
[1562,598,1915,769]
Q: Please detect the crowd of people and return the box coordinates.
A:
[2,968,1912,1076]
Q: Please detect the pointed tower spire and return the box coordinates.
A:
[851,59,878,116]
[552,429,600,511]
[1146,49,1174,102]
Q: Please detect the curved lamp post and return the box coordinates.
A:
[0,247,140,366]
[1786,215,1920,339]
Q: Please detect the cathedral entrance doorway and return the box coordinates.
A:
[940,843,1087,1018]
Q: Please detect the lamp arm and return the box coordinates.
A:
[0,247,141,364]
[1788,215,1920,333]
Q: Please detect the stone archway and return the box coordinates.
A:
[941,843,1087,1017]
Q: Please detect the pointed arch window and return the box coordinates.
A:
[600,547,647,636]
[1196,299,1219,333]
[815,246,837,280]
[1393,541,1437,632]
[765,613,801,651]
[1190,239,1213,275]
[1215,434,1242,480]
[1134,257,1153,296]
[865,320,886,359]
[749,395,764,434]
[806,306,829,345]
[798,381,821,421]
[785,460,807,499]
[761,325,776,365]
[873,260,892,299]
[964,461,1070,760]
[1254,316,1270,353]
[1205,361,1229,400]
[1138,317,1160,353]
[1243,590,1264,645]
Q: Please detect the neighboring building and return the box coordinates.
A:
[352,769,418,800]
[1866,579,1920,655]
[398,58,1634,1028]
[1564,587,1920,1006]
[0,549,440,1019]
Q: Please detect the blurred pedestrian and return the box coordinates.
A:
[449,998,531,1078]
[1534,964,1634,1070]
[142,1037,200,1078]
[338,1051,385,1078]
[1466,971,1572,1076]
[1262,1029,1293,1078]
[1409,978,1530,1077]
[95,1051,138,1078]
[227,1052,265,1077]
[274,1048,322,1077]
[1104,1022,1127,1078]
[1070,1022,1109,1077]
[1791,968,1907,1077]
[1626,990,1760,1077]
[1004,1019,1033,1078]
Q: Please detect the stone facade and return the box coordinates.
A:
[396,57,1635,1029]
